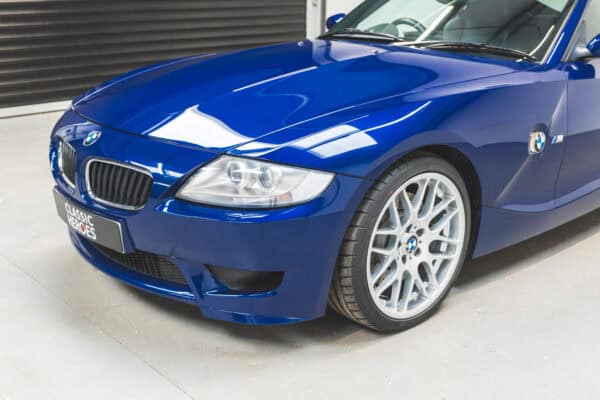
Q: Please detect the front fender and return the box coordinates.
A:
[228,96,474,177]
[231,70,567,212]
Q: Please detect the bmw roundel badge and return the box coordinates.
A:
[529,131,547,155]
[83,130,101,147]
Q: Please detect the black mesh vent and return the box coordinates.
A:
[87,160,153,210]
[92,243,188,287]
[58,140,76,187]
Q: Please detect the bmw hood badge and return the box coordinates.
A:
[83,130,101,147]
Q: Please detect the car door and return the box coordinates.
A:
[556,0,600,204]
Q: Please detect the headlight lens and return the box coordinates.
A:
[177,156,335,208]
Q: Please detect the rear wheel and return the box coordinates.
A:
[329,155,471,332]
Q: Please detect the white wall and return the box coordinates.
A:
[307,0,363,38]
[326,0,362,17]
[306,0,325,38]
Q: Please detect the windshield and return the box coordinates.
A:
[328,0,574,60]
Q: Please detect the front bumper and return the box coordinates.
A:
[51,110,369,324]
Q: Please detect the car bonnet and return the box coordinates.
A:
[72,39,526,153]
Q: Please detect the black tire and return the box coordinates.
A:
[328,154,472,332]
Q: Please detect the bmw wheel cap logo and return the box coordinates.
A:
[407,237,418,253]
[84,130,101,147]
[529,131,546,155]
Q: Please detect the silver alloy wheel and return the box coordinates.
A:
[367,172,466,319]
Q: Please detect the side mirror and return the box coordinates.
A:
[587,33,600,57]
[326,13,346,30]
[573,33,600,60]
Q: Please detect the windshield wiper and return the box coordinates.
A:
[413,41,538,62]
[320,28,402,43]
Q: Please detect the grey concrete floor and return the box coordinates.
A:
[1,112,600,400]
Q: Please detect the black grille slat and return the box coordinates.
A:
[131,172,145,206]
[99,162,109,201]
[59,140,76,187]
[128,171,139,206]
[112,165,123,203]
[91,242,188,287]
[116,167,128,205]
[106,164,115,203]
[109,164,118,203]
[87,160,152,210]
[140,177,151,204]
[93,160,102,196]
[121,169,131,206]
[140,177,151,205]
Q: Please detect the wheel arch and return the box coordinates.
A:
[403,145,482,260]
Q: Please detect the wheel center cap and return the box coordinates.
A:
[406,236,418,254]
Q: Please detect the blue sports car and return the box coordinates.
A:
[50,0,600,331]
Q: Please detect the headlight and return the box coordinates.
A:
[177,156,335,208]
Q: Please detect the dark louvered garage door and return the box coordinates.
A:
[0,0,307,108]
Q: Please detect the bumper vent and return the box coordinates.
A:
[86,160,152,210]
[92,243,188,287]
[58,141,76,188]
[206,265,284,293]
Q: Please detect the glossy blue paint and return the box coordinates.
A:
[326,13,346,30]
[50,0,600,324]
[588,34,600,57]
[557,57,600,206]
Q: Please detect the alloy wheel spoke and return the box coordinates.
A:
[428,197,455,222]
[413,275,430,297]
[422,260,440,289]
[400,274,414,312]
[432,252,457,262]
[371,256,395,283]
[375,272,398,297]
[430,208,459,233]
[420,180,438,219]
[398,190,414,223]
[430,233,459,244]
[389,280,402,310]
[376,227,397,236]
[371,247,394,257]
[387,200,402,229]
[412,178,430,216]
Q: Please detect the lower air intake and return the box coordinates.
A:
[206,265,284,293]
[92,243,188,287]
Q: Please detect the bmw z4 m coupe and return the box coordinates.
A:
[50,0,600,331]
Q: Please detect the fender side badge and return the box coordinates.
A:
[529,131,547,155]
